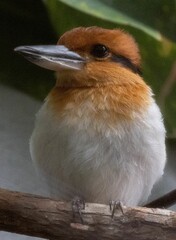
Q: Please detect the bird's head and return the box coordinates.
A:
[15,27,142,88]
[15,27,152,118]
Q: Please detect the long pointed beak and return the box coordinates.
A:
[14,45,86,71]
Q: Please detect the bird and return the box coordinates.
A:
[15,26,166,207]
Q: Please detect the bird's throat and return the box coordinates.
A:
[47,82,152,124]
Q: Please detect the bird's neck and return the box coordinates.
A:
[47,82,152,120]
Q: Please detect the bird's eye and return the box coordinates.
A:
[91,44,109,58]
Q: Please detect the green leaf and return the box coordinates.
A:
[57,0,162,40]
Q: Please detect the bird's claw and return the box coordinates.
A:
[109,200,124,219]
[72,196,85,224]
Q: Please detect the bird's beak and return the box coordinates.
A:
[14,45,86,71]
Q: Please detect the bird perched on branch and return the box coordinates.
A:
[15,27,166,207]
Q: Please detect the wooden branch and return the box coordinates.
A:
[0,188,176,240]
[144,189,176,208]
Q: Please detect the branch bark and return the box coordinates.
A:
[0,188,176,240]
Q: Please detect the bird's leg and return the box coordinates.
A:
[109,200,124,219]
[72,196,85,224]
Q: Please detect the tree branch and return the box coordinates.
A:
[144,189,176,208]
[0,188,176,240]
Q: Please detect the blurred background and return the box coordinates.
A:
[0,0,175,239]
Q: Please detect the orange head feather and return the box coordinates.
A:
[56,27,142,88]
[58,27,140,67]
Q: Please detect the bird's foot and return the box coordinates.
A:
[72,196,85,224]
[109,200,124,219]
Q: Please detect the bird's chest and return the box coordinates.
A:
[31,100,148,176]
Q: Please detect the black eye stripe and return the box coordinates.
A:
[91,44,141,75]
[111,54,142,75]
